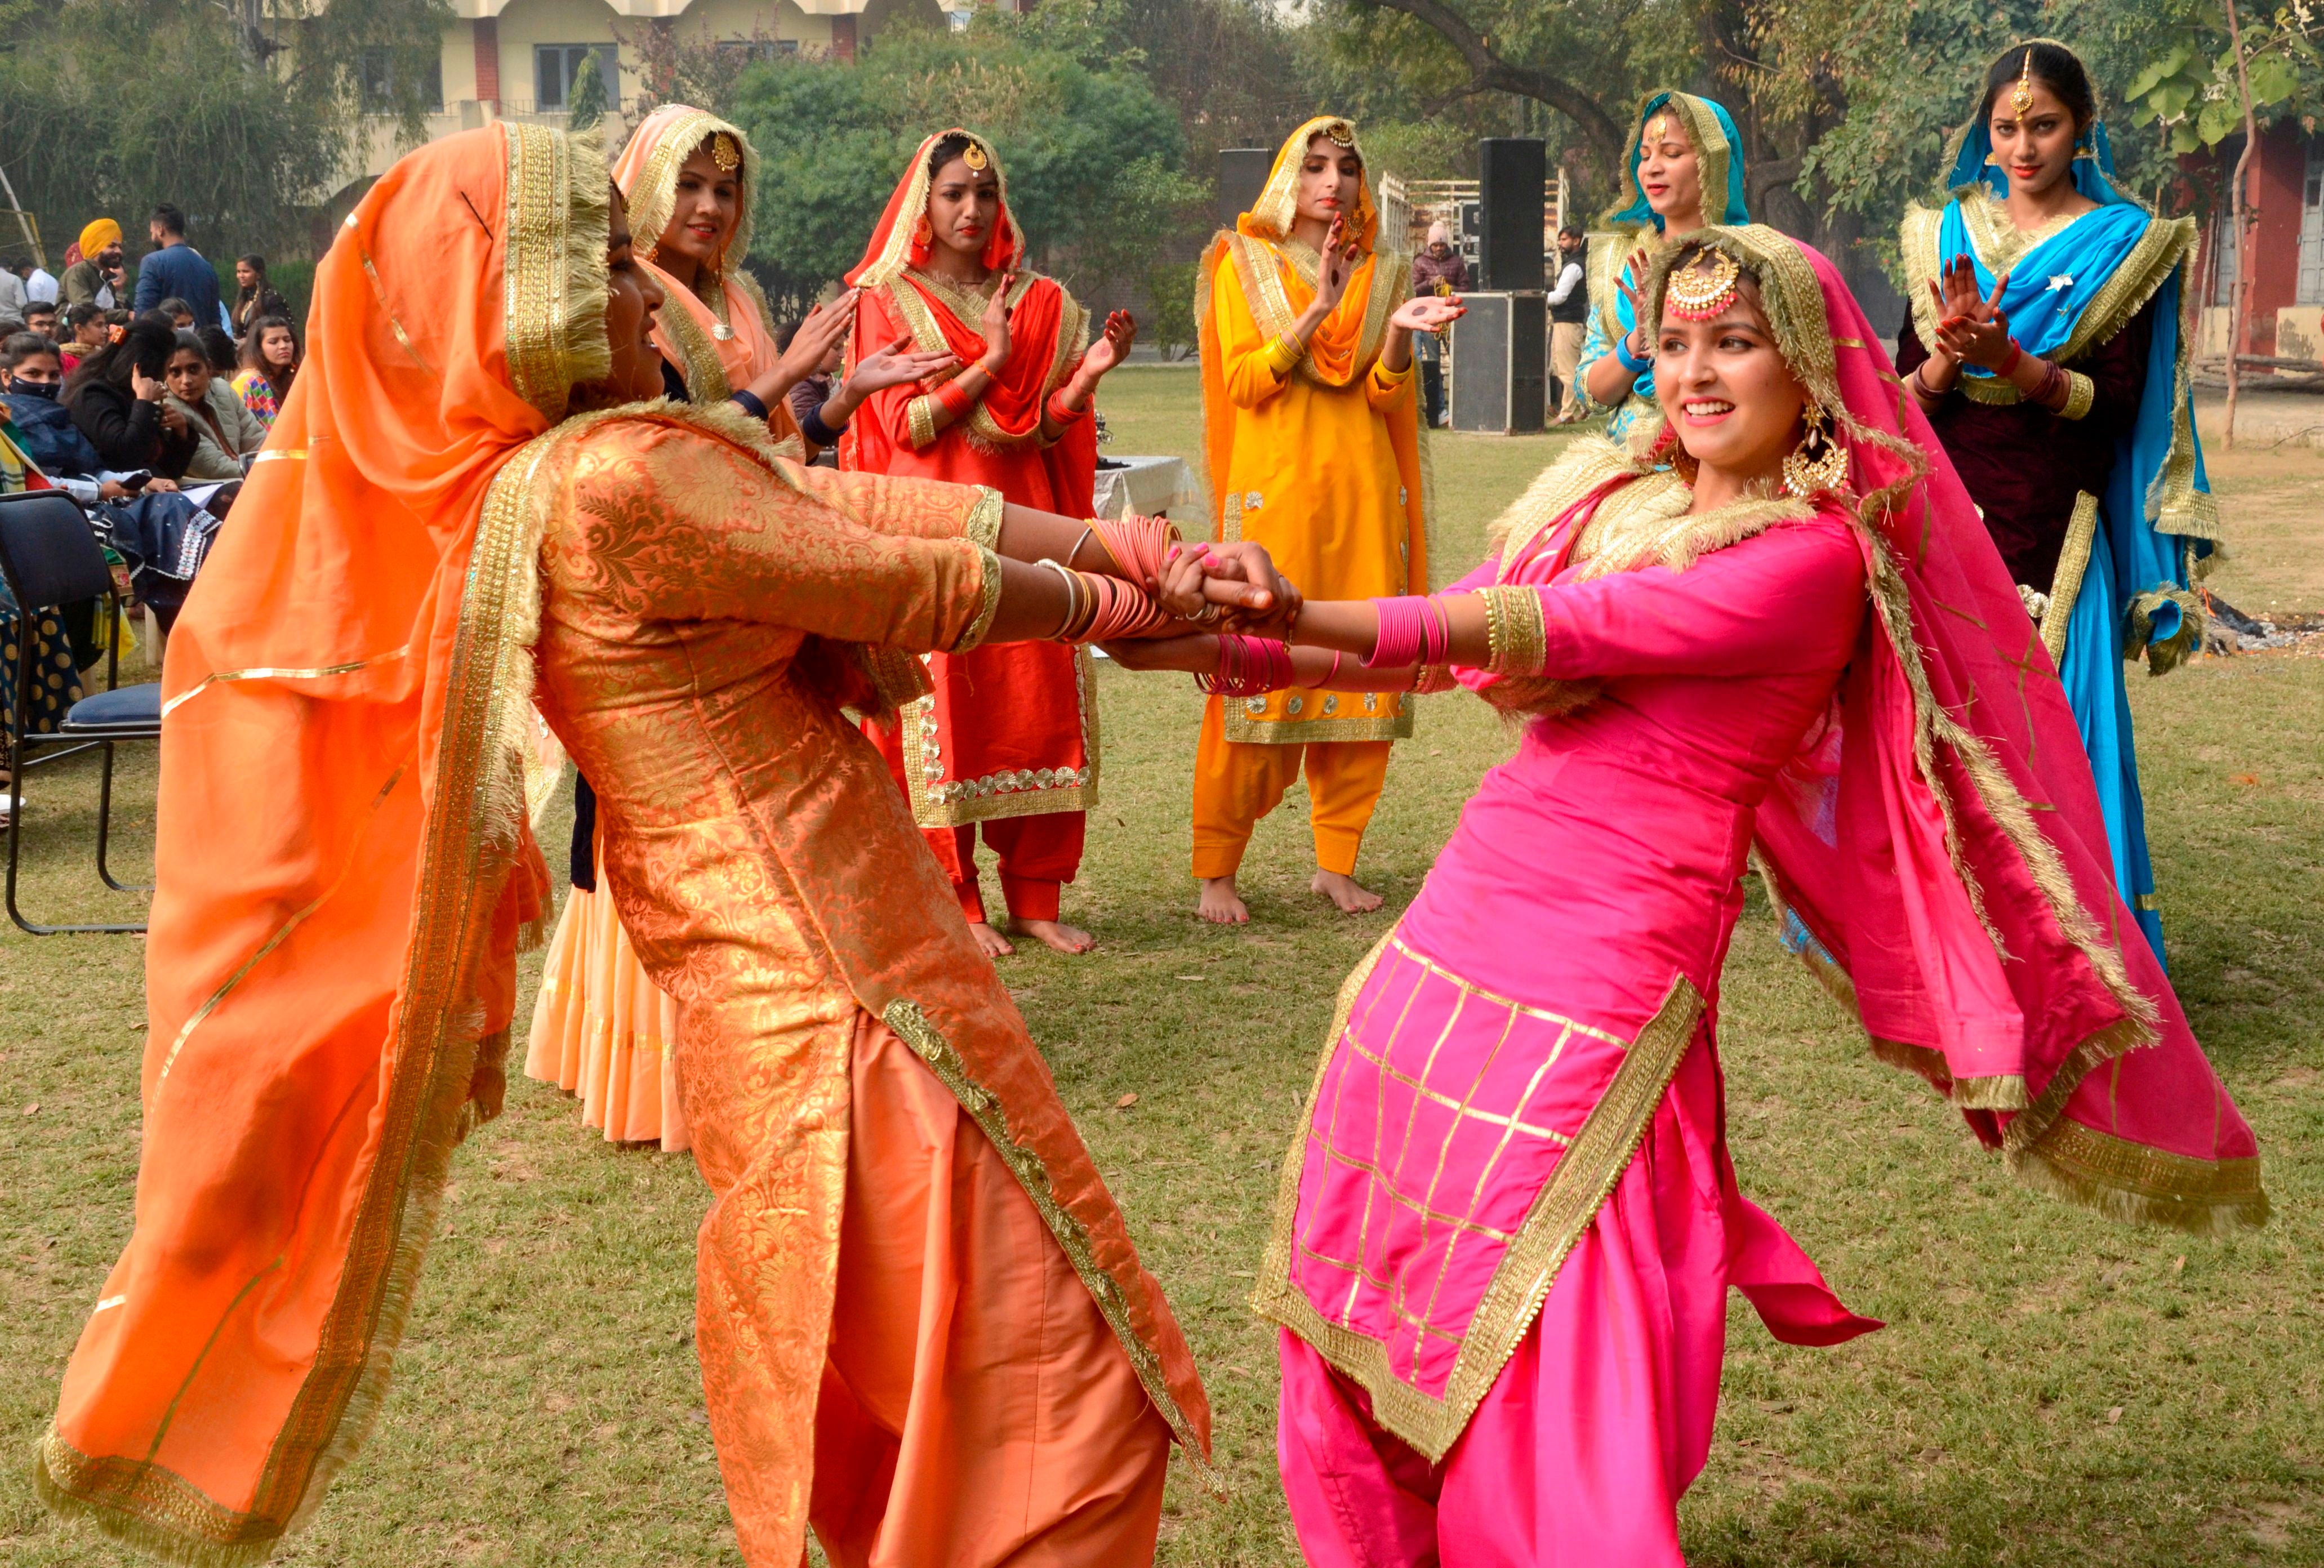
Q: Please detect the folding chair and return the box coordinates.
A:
[0,489,161,934]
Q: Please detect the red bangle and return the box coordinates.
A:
[934,378,975,421]
[1045,388,1089,426]
[1997,338,2024,378]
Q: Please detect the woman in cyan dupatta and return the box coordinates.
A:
[846,128,1138,957]
[529,105,954,1152]
[1116,226,2263,1565]
[1898,41,2215,963]
[1575,92,1753,443]
[1190,115,1458,924]
[38,122,1235,1568]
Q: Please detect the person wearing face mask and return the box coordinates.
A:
[1898,41,2212,965]
[1575,92,1753,443]
[1112,228,2264,1567]
[37,122,1266,1568]
[1187,115,1462,926]
[845,128,1142,959]
[161,328,268,480]
[2,332,106,480]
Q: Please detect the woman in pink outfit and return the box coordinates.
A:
[1114,224,2265,1565]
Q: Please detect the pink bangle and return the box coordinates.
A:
[1366,596,1429,668]
[1321,649,1343,688]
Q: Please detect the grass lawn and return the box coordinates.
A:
[5,367,2323,1566]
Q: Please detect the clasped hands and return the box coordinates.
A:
[1105,540,1298,674]
[1927,254,2016,372]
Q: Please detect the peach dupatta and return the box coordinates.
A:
[611,103,794,442]
[37,122,602,1562]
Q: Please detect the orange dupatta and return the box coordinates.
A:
[38,123,602,1561]
[1196,114,1428,590]
[611,104,800,446]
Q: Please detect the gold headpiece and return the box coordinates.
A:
[961,140,989,171]
[1324,120,1356,148]
[1666,248,1741,320]
[1645,112,1671,146]
[710,132,741,173]
[2010,50,2035,116]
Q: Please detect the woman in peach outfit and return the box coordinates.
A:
[38,123,1228,1567]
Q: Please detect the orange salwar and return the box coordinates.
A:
[1191,698,1392,879]
[523,833,690,1151]
[812,1019,1172,1567]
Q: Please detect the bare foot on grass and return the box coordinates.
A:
[967,920,1016,959]
[1009,917,1096,955]
[1312,870,1383,914]
[1197,875,1249,924]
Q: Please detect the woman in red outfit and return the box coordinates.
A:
[846,128,1137,957]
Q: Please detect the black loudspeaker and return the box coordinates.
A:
[1219,148,1274,229]
[1449,292,1548,434]
[1477,138,1546,292]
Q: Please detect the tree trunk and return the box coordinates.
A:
[2223,0,2262,450]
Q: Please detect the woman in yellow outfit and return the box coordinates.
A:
[1192,115,1461,922]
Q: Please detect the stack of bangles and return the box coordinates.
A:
[1034,511,1189,644]
[1199,635,1294,697]
[1995,340,2072,408]
[1045,388,1089,426]
[1365,593,1453,669]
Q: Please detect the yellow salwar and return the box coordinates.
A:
[527,399,1210,1566]
[1192,115,1427,880]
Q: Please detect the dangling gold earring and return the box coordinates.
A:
[912,214,933,249]
[1782,399,1850,497]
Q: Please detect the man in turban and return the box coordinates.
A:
[63,220,123,309]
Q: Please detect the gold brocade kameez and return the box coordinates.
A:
[526,402,1210,1564]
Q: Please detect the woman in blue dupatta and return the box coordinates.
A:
[1574,92,1751,443]
[1897,39,2216,964]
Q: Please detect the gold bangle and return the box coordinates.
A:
[1035,558,1081,640]
[2059,369,2095,421]
[1262,333,1303,378]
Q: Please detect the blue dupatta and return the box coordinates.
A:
[1902,78,2219,962]
[1580,93,1752,435]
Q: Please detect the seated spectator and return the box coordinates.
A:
[131,204,222,328]
[64,314,193,476]
[25,259,57,305]
[2,332,107,480]
[198,324,237,378]
[0,260,24,323]
[65,221,125,309]
[232,315,299,427]
[58,304,106,373]
[157,296,197,331]
[25,300,57,340]
[230,255,289,338]
[162,329,266,479]
[0,316,23,340]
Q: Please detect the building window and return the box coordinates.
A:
[2300,140,2324,306]
[358,46,444,112]
[535,43,617,111]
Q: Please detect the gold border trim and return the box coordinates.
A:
[880,1000,1217,1484]
[901,645,1100,827]
[1253,959,1705,1462]
[2009,1118,2269,1235]
[2041,492,2100,669]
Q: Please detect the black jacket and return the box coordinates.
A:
[66,377,195,476]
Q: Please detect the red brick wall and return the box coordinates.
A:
[474,18,500,111]
[2242,121,2305,354]
[831,16,857,61]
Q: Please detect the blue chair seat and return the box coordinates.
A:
[61,683,162,732]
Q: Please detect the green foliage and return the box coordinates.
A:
[0,0,447,263]
[564,47,609,133]
[2126,8,2324,157]
[729,17,1201,319]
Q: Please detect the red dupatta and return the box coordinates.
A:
[841,128,1090,459]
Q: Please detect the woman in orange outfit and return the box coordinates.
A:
[846,128,1138,957]
[37,123,1233,1568]
[1192,115,1461,923]
[528,105,947,1151]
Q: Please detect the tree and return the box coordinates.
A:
[0,0,448,262]
[728,16,1201,322]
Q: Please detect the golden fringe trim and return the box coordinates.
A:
[655,292,734,404]
[1252,941,1706,1462]
[2042,493,2100,669]
[880,1000,1219,1489]
[2127,585,2205,676]
[2009,1119,2269,1236]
